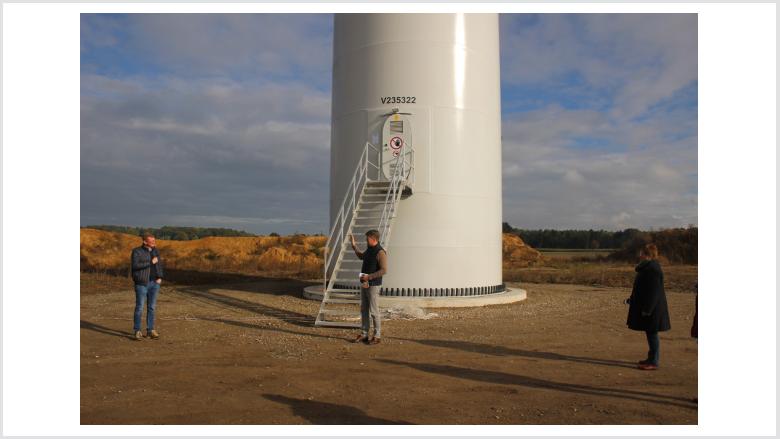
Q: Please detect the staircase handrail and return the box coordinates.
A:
[377,144,413,249]
[323,142,380,292]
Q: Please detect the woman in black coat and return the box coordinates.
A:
[626,243,671,370]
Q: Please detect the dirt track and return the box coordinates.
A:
[80,276,698,424]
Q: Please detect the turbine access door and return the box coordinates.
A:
[381,113,412,180]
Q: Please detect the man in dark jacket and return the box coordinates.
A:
[130,233,164,340]
[350,230,387,345]
[626,243,670,370]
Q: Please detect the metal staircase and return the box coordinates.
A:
[315,142,413,327]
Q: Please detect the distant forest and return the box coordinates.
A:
[84,225,258,240]
[85,223,696,256]
[503,222,690,250]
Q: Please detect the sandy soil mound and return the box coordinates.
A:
[80,229,141,272]
[80,228,325,278]
[81,229,543,279]
[502,233,544,267]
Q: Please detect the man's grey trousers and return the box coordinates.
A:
[360,285,381,337]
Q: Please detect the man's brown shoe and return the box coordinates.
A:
[147,329,160,340]
[369,337,381,345]
[352,334,368,343]
[134,331,143,341]
[638,363,658,370]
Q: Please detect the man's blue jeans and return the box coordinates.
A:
[134,281,160,332]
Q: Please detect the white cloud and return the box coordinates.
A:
[501,14,697,119]
[80,74,333,234]
[499,14,697,230]
[124,14,333,86]
[501,104,697,230]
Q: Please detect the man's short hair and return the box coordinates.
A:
[141,232,155,241]
[365,230,380,241]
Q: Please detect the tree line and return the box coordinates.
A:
[84,225,257,241]
[504,222,652,249]
[608,226,698,265]
[85,222,695,257]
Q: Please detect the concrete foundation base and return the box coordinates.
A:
[303,285,526,308]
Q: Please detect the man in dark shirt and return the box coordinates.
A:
[130,233,164,340]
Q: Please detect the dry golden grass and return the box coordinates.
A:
[80,228,326,282]
[80,229,696,292]
[81,229,544,281]
[505,260,698,293]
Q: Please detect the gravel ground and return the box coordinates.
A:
[80,275,698,424]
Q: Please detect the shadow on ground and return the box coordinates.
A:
[163,269,319,296]
[171,286,315,327]
[80,268,319,298]
[200,317,344,341]
[80,320,135,340]
[378,359,697,409]
[263,394,413,424]
[395,337,637,369]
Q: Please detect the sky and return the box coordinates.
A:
[80,13,697,235]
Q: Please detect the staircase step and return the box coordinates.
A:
[333,273,362,279]
[328,293,360,300]
[319,309,361,316]
[314,320,361,328]
[315,164,406,328]
[324,298,361,304]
